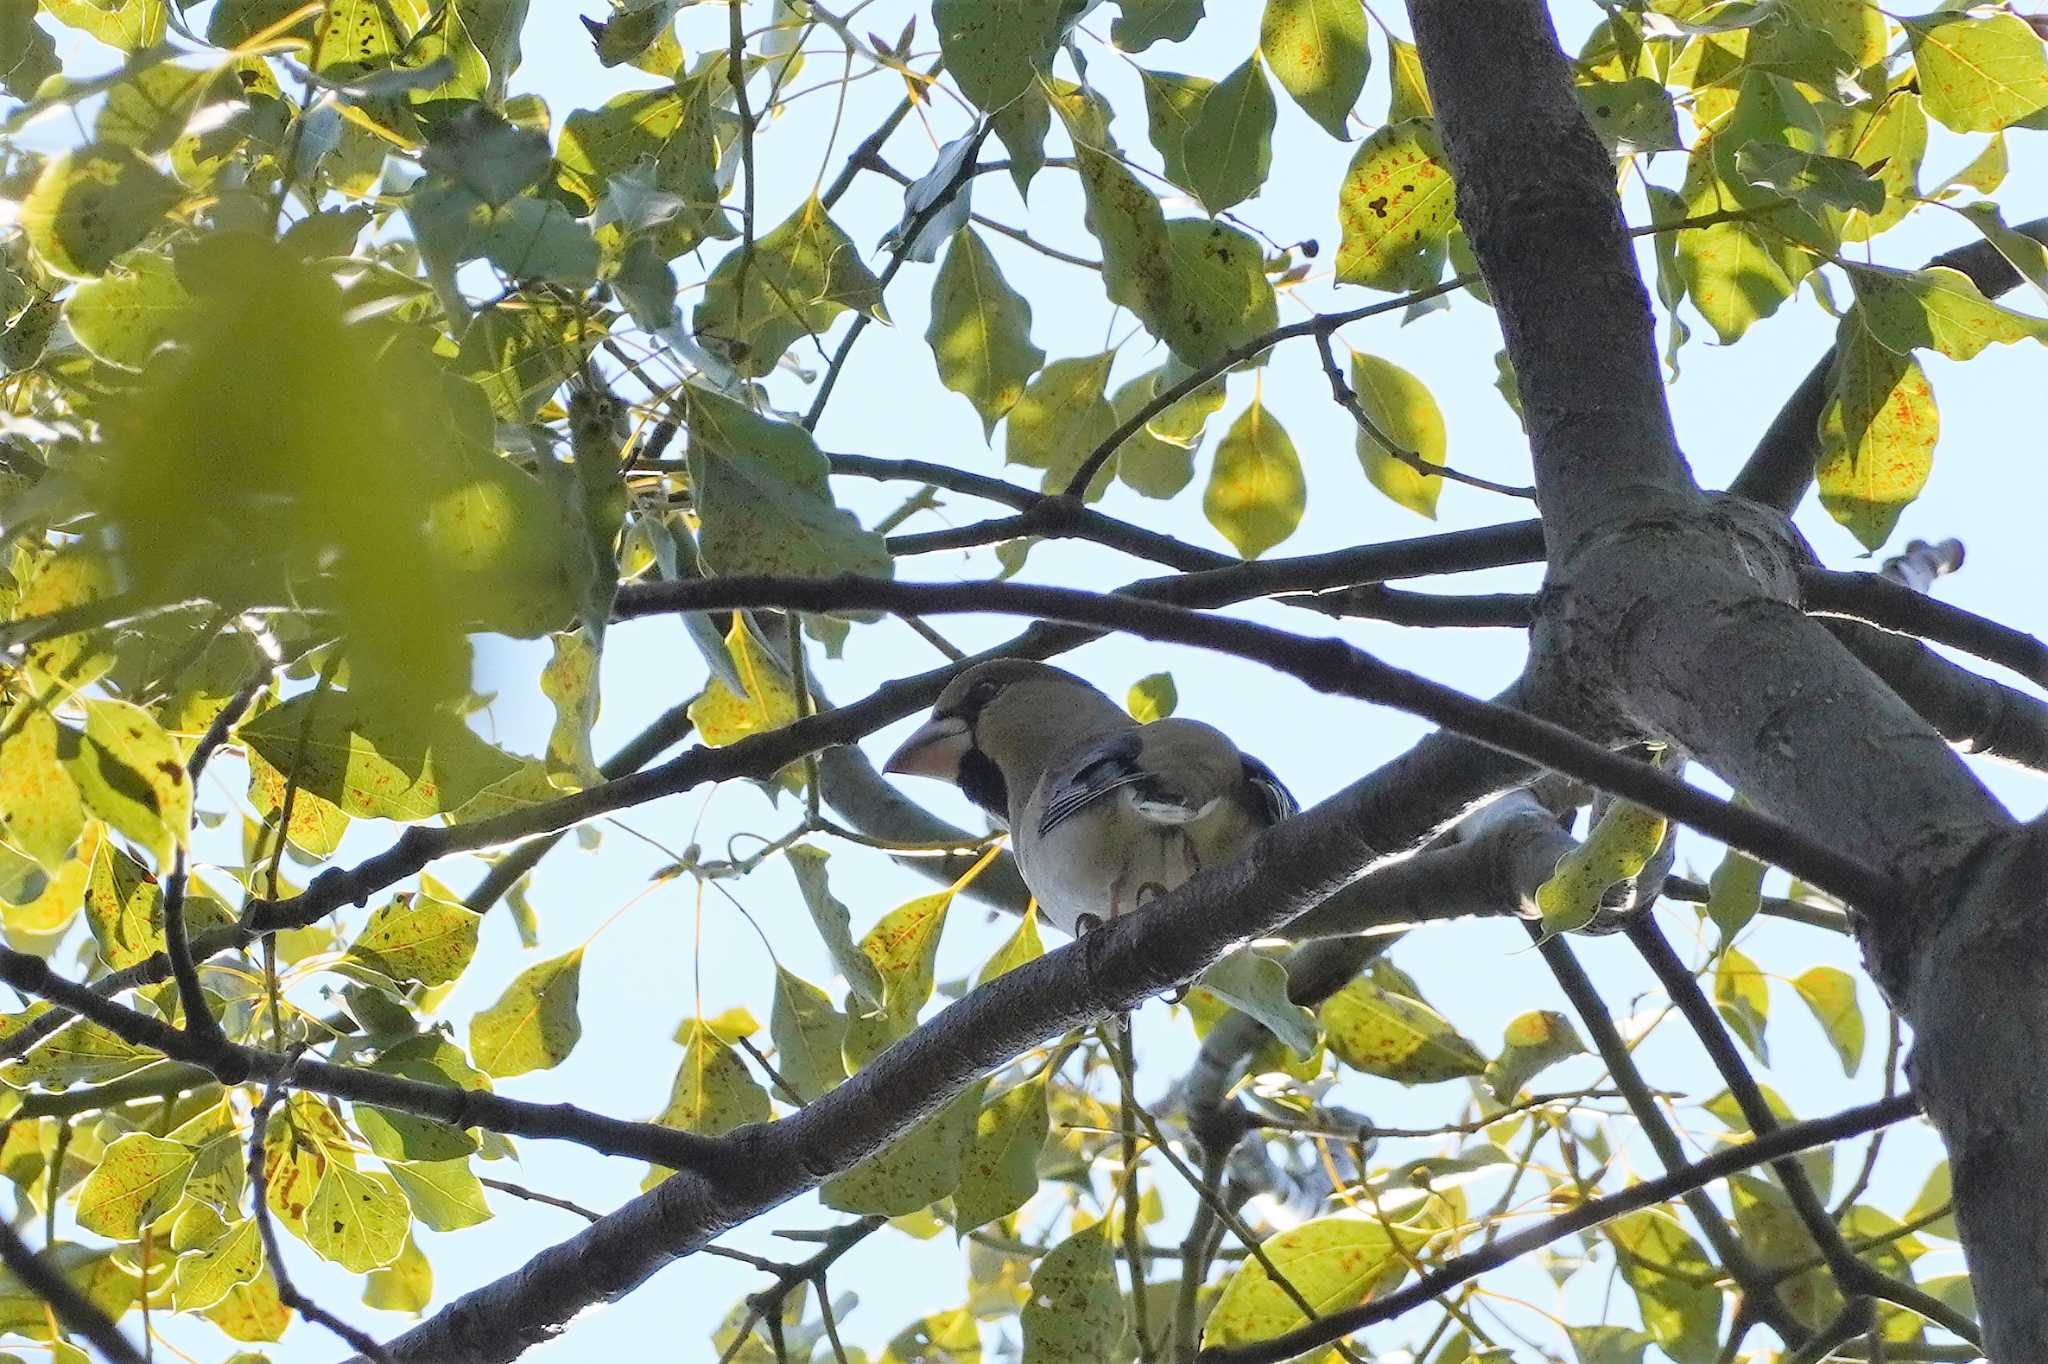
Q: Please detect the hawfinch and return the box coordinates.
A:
[883,660,1296,937]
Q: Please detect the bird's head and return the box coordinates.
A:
[883,659,1126,818]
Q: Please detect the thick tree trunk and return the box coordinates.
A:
[1407,1,2039,1355]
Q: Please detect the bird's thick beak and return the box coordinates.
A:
[884,716,972,780]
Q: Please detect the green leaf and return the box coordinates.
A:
[1705,843,1766,942]
[1005,352,1120,496]
[1845,262,2048,361]
[171,1215,263,1311]
[4,1017,154,1088]
[354,1036,486,1162]
[240,692,522,822]
[1198,947,1317,1054]
[1946,201,2048,305]
[928,228,1045,438]
[303,1165,408,1272]
[789,847,887,1010]
[1319,976,1486,1082]
[483,197,598,284]
[1606,1208,1722,1364]
[1113,0,1205,51]
[1906,13,2048,133]
[820,1080,982,1216]
[65,249,189,369]
[1183,54,1277,213]
[343,894,481,989]
[1569,1325,1653,1364]
[1714,944,1771,1063]
[1108,375,1197,500]
[1349,352,1445,518]
[1387,36,1432,121]
[975,906,1044,988]
[1575,77,1682,154]
[1021,1222,1125,1363]
[1260,0,1367,139]
[84,836,176,972]
[540,629,603,791]
[555,75,732,257]
[1205,1217,1415,1349]
[1791,966,1864,1075]
[1335,120,1456,291]
[954,1076,1049,1232]
[693,195,885,378]
[1938,133,2007,199]
[388,1158,492,1232]
[469,948,584,1078]
[0,4,59,99]
[362,1233,433,1314]
[1827,89,1926,244]
[1906,1162,1958,1240]
[75,1132,193,1238]
[858,888,956,1040]
[769,967,847,1103]
[1535,800,1666,935]
[1816,309,1937,551]
[933,0,1073,111]
[1484,1010,1585,1103]
[1140,70,1212,192]
[40,0,165,51]
[21,141,182,278]
[683,385,894,579]
[0,710,85,874]
[1154,220,1280,369]
[1204,399,1304,560]
[1734,142,1884,214]
[648,1023,771,1147]
[1127,672,1178,723]
[62,698,189,865]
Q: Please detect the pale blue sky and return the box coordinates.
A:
[22,2,2048,1361]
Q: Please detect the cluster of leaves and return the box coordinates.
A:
[0,0,2032,1360]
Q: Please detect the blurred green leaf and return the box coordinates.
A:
[21,141,182,279]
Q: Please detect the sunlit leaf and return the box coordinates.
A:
[928,228,1044,437]
[1113,0,1205,51]
[1606,1208,1722,1364]
[1349,352,1445,518]
[303,1164,409,1272]
[1127,672,1178,723]
[388,1157,492,1231]
[1335,121,1455,291]
[363,1233,434,1314]
[1205,1217,1416,1350]
[820,1080,982,1216]
[1714,944,1771,1063]
[1204,398,1304,560]
[1006,352,1120,497]
[954,1076,1048,1233]
[693,195,886,378]
[1845,262,2048,361]
[1906,13,2048,133]
[1791,965,1864,1075]
[1319,976,1485,1082]
[1183,54,1277,213]
[1705,843,1766,941]
[644,1023,771,1189]
[1484,1010,1585,1102]
[1260,0,1367,139]
[1817,308,1937,551]
[769,968,846,1103]
[470,948,584,1077]
[241,691,522,823]
[75,1131,193,1238]
[933,0,1073,110]
[21,141,182,279]
[1021,1222,1124,1362]
[1536,800,1666,935]
[0,710,85,874]
[65,248,188,369]
[1199,947,1317,1054]
[62,698,188,865]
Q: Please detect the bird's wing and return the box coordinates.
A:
[1037,723,1255,837]
[1035,731,1154,838]
[1240,753,1298,827]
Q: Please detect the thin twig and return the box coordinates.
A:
[248,1064,397,1364]
[1313,332,1536,500]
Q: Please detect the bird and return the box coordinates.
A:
[883,659,1297,938]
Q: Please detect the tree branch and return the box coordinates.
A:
[0,1221,147,1364]
[1802,567,2048,690]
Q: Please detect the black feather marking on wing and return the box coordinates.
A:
[1241,754,1298,827]
[1036,731,1157,838]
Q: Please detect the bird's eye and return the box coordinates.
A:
[967,679,1002,708]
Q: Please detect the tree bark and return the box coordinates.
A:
[1407,1,2038,1355]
